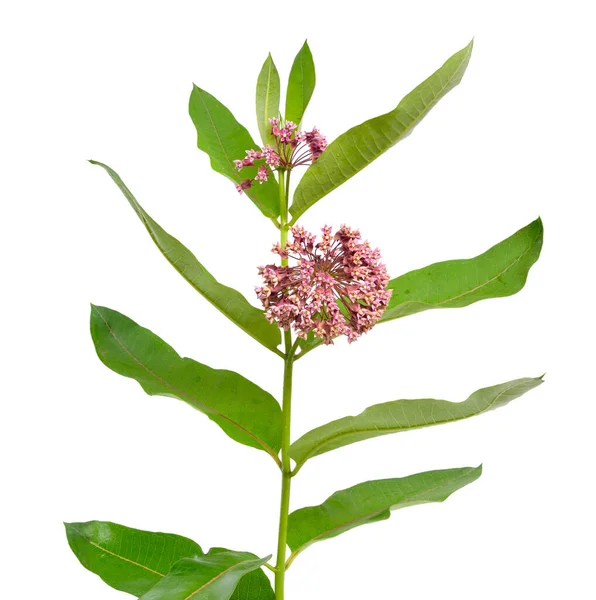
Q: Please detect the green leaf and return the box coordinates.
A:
[287,466,481,562]
[140,550,271,600]
[296,218,543,357]
[290,376,543,470]
[90,161,281,354]
[188,85,279,220]
[90,305,282,462]
[256,54,281,147]
[64,521,203,596]
[285,40,316,127]
[65,522,273,599]
[382,218,543,322]
[290,40,473,221]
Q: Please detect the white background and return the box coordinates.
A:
[2,0,595,598]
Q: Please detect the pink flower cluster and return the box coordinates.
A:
[234,118,327,194]
[256,226,392,344]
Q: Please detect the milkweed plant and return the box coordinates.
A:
[65,40,544,599]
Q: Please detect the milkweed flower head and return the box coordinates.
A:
[256,225,392,344]
[233,117,327,193]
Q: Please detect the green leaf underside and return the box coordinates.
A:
[90,305,282,457]
[65,522,273,599]
[90,161,281,353]
[297,218,542,355]
[64,521,203,596]
[256,54,281,147]
[188,85,279,219]
[290,40,473,221]
[382,218,544,322]
[290,376,543,468]
[141,551,271,600]
[285,41,316,127]
[287,466,482,558]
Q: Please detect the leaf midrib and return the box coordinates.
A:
[183,559,257,600]
[93,306,280,463]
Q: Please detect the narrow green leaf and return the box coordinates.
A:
[140,551,271,600]
[287,467,481,562]
[285,40,316,127]
[188,85,279,220]
[256,54,281,146]
[382,218,544,322]
[296,218,543,357]
[290,40,473,220]
[64,521,203,596]
[90,305,282,461]
[290,377,543,469]
[90,161,281,354]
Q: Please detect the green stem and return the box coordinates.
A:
[275,168,293,599]
[275,330,293,599]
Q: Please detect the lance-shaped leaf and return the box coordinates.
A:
[290,376,543,470]
[65,522,273,599]
[287,466,481,563]
[382,218,543,322]
[256,53,280,146]
[90,161,281,354]
[189,85,279,220]
[290,40,473,221]
[285,40,316,127]
[91,305,282,462]
[140,550,271,600]
[64,521,204,596]
[296,218,543,357]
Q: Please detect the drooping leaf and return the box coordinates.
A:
[65,522,273,599]
[140,550,271,600]
[90,305,282,462]
[287,466,481,562]
[188,85,279,220]
[382,218,543,322]
[285,40,316,127]
[296,218,543,357]
[290,377,543,470]
[64,521,203,596]
[90,161,281,354]
[290,40,473,221]
[256,54,281,146]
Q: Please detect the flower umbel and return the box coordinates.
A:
[256,226,392,344]
[233,118,327,193]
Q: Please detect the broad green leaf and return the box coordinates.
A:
[140,550,271,600]
[285,40,316,127]
[64,521,203,596]
[287,466,481,562]
[290,376,543,469]
[296,218,543,357]
[188,85,279,220]
[90,161,281,354]
[256,54,281,146]
[65,522,273,599]
[290,40,473,220]
[90,305,282,461]
[382,218,543,322]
